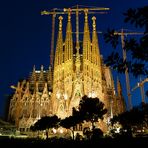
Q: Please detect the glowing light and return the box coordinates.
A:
[92,91,96,98]
[88,91,96,98]
[56,91,61,99]
[10,85,16,89]
[88,92,91,98]
[64,93,68,100]
[116,127,120,133]
[59,128,63,134]
[52,128,57,134]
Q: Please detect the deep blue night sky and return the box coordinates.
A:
[0,0,148,118]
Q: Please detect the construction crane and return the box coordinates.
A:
[114,29,143,110]
[132,77,148,103]
[41,5,110,68]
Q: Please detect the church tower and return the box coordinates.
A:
[116,78,126,114]
[8,7,126,133]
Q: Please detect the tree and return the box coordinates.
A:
[83,127,92,139]
[60,96,107,139]
[91,128,104,140]
[78,95,107,130]
[104,6,148,77]
[60,107,84,140]
[30,115,60,138]
[60,116,78,140]
[111,103,148,137]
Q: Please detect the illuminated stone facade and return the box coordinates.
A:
[8,10,126,132]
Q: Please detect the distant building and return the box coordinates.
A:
[0,119,16,136]
[8,8,126,133]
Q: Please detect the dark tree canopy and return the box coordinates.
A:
[60,95,107,139]
[60,96,107,128]
[111,103,148,134]
[78,95,107,124]
[123,6,148,32]
[30,115,60,131]
[60,114,83,140]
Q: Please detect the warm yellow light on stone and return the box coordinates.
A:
[8,7,126,134]
[53,128,57,134]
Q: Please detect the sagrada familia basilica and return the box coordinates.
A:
[8,7,126,133]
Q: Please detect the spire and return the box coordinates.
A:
[76,46,81,75]
[31,65,36,82]
[47,66,52,83]
[92,16,101,65]
[24,81,29,92]
[54,16,63,66]
[117,77,126,112]
[23,81,30,101]
[64,10,73,61]
[83,9,91,61]
[117,77,122,97]
[43,82,49,95]
[33,65,35,71]
[26,81,30,94]
[34,81,39,95]
[39,65,44,81]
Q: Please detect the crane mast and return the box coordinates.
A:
[50,9,56,68]
[76,5,80,51]
[114,29,143,110]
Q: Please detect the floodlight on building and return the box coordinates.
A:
[64,93,68,100]
[53,128,57,134]
[56,91,61,99]
[59,128,63,134]
[88,91,96,98]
